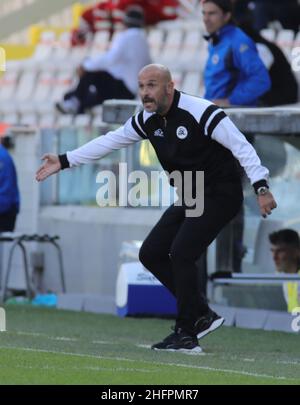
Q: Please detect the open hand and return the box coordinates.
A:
[36,154,61,182]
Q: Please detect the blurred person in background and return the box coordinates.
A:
[269,229,300,312]
[0,136,20,232]
[234,0,300,33]
[232,0,272,32]
[56,6,151,114]
[202,0,271,107]
[232,1,298,106]
[71,0,179,46]
[239,21,298,106]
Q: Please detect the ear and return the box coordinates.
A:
[224,12,232,24]
[167,80,174,94]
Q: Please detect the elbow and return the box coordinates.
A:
[255,69,271,97]
[260,73,272,95]
[266,77,271,92]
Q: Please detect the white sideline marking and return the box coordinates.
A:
[85,366,154,373]
[0,345,296,382]
[277,360,300,366]
[136,344,152,349]
[15,331,116,345]
[16,331,77,342]
[16,331,45,337]
[0,363,154,374]
[53,337,78,342]
[92,340,118,345]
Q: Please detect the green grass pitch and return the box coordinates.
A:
[0,306,299,385]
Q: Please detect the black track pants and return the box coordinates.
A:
[64,71,135,113]
[139,181,243,334]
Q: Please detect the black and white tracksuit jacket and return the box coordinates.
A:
[59,89,269,192]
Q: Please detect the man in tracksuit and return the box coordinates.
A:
[202,0,271,107]
[36,64,277,353]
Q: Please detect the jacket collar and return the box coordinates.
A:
[164,89,180,118]
[203,24,234,46]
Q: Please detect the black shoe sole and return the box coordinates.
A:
[197,317,225,339]
[55,102,67,114]
[152,346,203,354]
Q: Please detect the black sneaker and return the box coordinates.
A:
[55,100,79,115]
[55,102,68,114]
[195,311,224,339]
[151,328,202,354]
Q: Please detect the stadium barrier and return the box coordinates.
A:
[101,99,300,134]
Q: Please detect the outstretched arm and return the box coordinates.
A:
[35,118,145,182]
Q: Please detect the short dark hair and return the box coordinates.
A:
[269,229,300,249]
[123,6,145,28]
[202,0,233,13]
[1,135,14,150]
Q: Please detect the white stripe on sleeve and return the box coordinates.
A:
[204,108,222,136]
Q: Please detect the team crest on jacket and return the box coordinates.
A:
[176,126,188,139]
[212,54,219,64]
[154,128,164,137]
[239,43,249,53]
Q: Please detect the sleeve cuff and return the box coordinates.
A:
[58,154,70,170]
[253,179,269,194]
